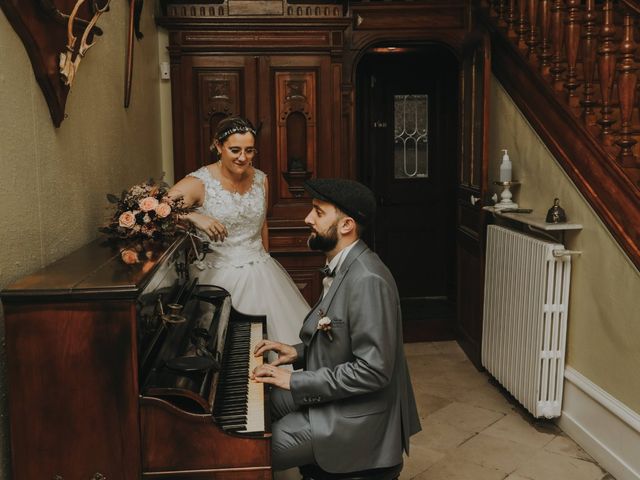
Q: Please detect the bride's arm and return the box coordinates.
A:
[261,174,270,251]
[169,176,228,242]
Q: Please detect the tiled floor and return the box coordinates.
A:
[401,341,615,480]
[276,341,615,480]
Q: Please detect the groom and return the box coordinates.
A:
[252,178,421,474]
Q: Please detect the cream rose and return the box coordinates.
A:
[121,249,139,264]
[139,196,159,212]
[118,211,136,229]
[155,202,172,218]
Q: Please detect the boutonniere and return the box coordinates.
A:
[316,310,333,341]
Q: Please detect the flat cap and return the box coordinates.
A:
[304,178,376,226]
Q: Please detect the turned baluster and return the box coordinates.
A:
[526,0,541,60]
[596,0,617,139]
[550,0,566,90]
[615,11,638,166]
[506,0,518,38]
[580,0,598,124]
[496,0,507,25]
[539,0,553,73]
[563,0,582,106]
[516,0,531,49]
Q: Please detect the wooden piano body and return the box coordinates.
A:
[1,236,271,480]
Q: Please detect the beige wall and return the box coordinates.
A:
[0,2,164,477]
[488,77,640,413]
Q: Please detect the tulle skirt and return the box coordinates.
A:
[195,256,310,345]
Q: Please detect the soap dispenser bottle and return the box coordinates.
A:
[499,149,512,182]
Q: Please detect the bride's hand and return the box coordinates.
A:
[188,212,228,242]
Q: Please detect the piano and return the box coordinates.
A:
[0,235,271,479]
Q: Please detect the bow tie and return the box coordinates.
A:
[319,265,335,278]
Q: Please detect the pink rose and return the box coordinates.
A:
[121,249,139,264]
[118,211,136,228]
[155,202,172,218]
[139,196,159,212]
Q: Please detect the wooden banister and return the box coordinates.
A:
[483,0,640,271]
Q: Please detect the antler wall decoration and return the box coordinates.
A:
[0,0,113,126]
[59,0,110,86]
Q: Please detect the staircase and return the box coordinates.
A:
[479,0,640,270]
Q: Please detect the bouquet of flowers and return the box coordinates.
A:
[100,177,192,242]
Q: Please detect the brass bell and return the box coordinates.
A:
[545,198,567,223]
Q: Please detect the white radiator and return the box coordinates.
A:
[481,225,572,418]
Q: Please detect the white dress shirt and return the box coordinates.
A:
[322,240,358,299]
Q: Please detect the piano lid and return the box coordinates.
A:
[1,235,189,303]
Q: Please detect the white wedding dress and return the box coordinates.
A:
[188,166,309,345]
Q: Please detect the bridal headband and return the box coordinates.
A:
[217,125,256,141]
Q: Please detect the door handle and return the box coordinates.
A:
[470,195,481,206]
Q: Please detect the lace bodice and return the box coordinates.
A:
[188,166,269,268]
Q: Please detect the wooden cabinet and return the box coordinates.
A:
[160,16,348,305]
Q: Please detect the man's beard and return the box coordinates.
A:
[308,223,339,252]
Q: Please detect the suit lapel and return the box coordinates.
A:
[301,240,369,344]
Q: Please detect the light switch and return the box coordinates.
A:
[160,62,170,80]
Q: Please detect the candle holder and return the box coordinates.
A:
[493,181,521,210]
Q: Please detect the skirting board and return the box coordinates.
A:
[557,367,640,480]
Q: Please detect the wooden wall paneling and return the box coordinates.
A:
[168,31,187,181]
[271,251,324,304]
[455,27,491,369]
[351,3,467,31]
[173,55,258,180]
[275,70,317,198]
[263,55,338,222]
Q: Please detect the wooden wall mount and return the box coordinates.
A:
[0,0,107,127]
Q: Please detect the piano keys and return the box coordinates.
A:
[1,235,272,480]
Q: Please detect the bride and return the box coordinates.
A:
[169,116,309,345]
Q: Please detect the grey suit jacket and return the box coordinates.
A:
[289,240,421,473]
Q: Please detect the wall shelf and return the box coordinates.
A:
[484,206,583,231]
[484,206,583,246]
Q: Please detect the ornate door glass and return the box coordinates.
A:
[393,94,429,178]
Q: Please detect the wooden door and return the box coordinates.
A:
[358,47,459,340]
[456,30,491,368]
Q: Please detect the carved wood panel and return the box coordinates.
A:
[170,55,257,180]
[275,71,317,199]
[197,72,242,167]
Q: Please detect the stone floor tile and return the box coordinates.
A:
[543,434,595,461]
[410,420,478,453]
[414,391,453,418]
[433,341,468,358]
[425,401,505,433]
[411,379,479,401]
[451,432,540,473]
[404,342,441,357]
[413,458,507,480]
[440,368,493,389]
[481,412,556,448]
[512,449,608,480]
[399,444,446,479]
[455,382,517,415]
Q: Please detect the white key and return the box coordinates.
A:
[239,322,265,433]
